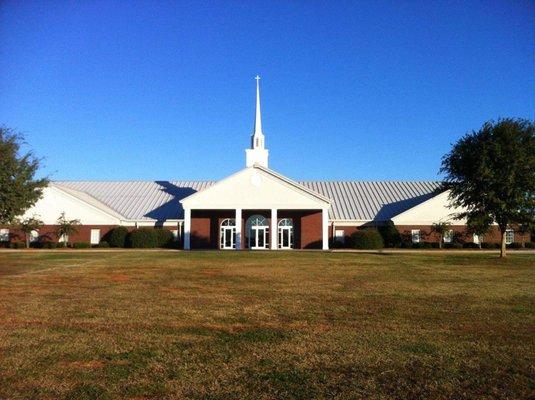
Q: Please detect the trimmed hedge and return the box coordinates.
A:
[378,222,401,248]
[481,242,500,249]
[127,228,157,248]
[97,241,110,248]
[72,242,91,249]
[108,226,129,248]
[463,242,480,249]
[350,229,384,249]
[525,242,535,249]
[154,229,174,248]
[507,242,523,249]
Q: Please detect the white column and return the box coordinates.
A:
[235,208,242,250]
[184,208,191,250]
[271,208,278,250]
[322,208,329,250]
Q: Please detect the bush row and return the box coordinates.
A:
[104,227,176,248]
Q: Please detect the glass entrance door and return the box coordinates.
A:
[220,219,236,250]
[278,218,293,249]
[246,215,269,250]
[250,226,268,249]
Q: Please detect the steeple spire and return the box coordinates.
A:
[245,75,269,168]
[254,75,262,135]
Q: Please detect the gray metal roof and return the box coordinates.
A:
[54,180,441,222]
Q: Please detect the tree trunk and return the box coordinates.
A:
[25,234,30,249]
[438,235,442,249]
[500,229,507,258]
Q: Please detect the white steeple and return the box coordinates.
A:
[246,75,269,167]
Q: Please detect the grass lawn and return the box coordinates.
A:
[0,251,533,399]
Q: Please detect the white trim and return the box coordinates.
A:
[184,208,191,250]
[322,208,329,250]
[270,208,277,250]
[180,166,331,207]
[235,209,242,250]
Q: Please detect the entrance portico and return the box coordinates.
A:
[181,166,331,250]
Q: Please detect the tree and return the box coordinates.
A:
[55,212,80,247]
[0,127,48,224]
[16,216,44,248]
[440,118,535,257]
[466,212,493,249]
[431,221,451,249]
[516,221,534,248]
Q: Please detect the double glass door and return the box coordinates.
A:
[249,226,268,249]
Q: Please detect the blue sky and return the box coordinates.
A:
[1,1,534,182]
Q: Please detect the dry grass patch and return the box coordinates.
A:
[0,251,533,399]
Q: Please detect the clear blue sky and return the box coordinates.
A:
[1,1,534,182]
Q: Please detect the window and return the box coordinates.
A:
[411,229,421,243]
[334,229,345,243]
[30,230,39,243]
[505,229,515,245]
[278,218,293,249]
[90,229,101,245]
[443,230,453,243]
[59,234,68,243]
[473,234,483,244]
[171,229,179,241]
[0,229,9,242]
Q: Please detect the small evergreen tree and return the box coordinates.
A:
[55,212,80,247]
[16,216,44,248]
[431,221,452,249]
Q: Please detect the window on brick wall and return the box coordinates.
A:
[0,229,9,242]
[30,230,39,243]
[443,230,453,243]
[411,229,421,243]
[334,229,345,243]
[505,229,515,245]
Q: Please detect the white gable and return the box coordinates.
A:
[181,167,331,210]
[391,190,467,225]
[22,186,123,225]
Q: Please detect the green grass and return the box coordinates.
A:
[0,251,533,399]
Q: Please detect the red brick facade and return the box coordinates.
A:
[1,225,118,245]
[189,209,323,249]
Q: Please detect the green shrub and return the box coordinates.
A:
[42,242,57,249]
[154,229,174,248]
[127,228,157,248]
[350,229,384,249]
[97,241,110,248]
[378,222,401,248]
[10,242,25,249]
[481,242,500,249]
[507,242,523,249]
[108,226,129,248]
[463,242,480,249]
[525,242,535,249]
[72,242,91,249]
[412,242,435,249]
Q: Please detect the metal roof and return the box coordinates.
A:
[54,180,441,222]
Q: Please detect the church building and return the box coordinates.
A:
[2,78,519,249]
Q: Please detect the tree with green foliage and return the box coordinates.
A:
[440,118,535,257]
[378,221,401,248]
[55,212,81,247]
[16,216,44,248]
[431,221,452,249]
[465,212,493,249]
[0,127,48,224]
